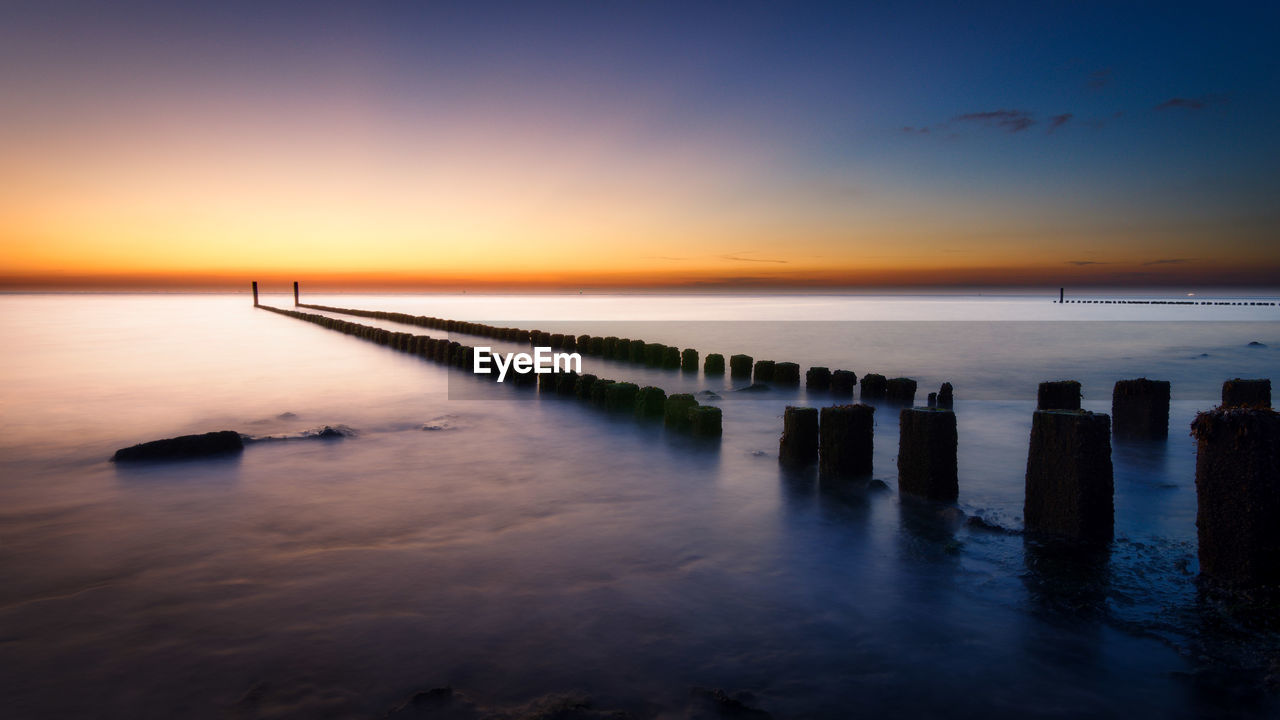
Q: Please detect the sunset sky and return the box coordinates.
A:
[2,1,1277,290]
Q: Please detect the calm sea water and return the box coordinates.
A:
[1,292,1278,719]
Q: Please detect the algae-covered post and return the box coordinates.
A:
[664,394,699,431]
[1191,406,1280,587]
[897,408,958,502]
[730,354,753,379]
[1037,381,1081,411]
[830,370,856,398]
[1221,378,1271,409]
[806,367,831,391]
[818,404,875,477]
[937,382,954,410]
[773,362,801,385]
[885,377,917,406]
[1111,378,1171,440]
[1024,410,1113,542]
[704,353,726,375]
[779,406,819,465]
[861,373,887,401]
[689,406,723,437]
[681,348,699,372]
[754,360,776,383]
[635,386,667,419]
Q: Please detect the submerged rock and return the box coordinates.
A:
[1247,341,1267,347]
[112,430,244,462]
[735,383,771,393]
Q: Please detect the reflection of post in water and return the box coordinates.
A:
[1022,537,1112,619]
[1179,583,1280,716]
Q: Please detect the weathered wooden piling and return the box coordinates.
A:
[538,370,559,392]
[664,393,699,431]
[730,354,753,378]
[779,406,819,465]
[704,353,726,375]
[1037,381,1081,411]
[861,373,887,401]
[1024,410,1114,542]
[590,378,616,406]
[830,370,856,398]
[1191,407,1280,587]
[885,377,917,406]
[575,374,598,401]
[1222,378,1271,409]
[605,382,639,412]
[773,362,801,385]
[635,386,667,418]
[293,281,299,305]
[897,408,958,502]
[689,406,722,437]
[754,360,776,383]
[556,370,579,395]
[577,335,592,353]
[662,346,681,370]
[252,281,259,306]
[614,338,631,360]
[806,366,831,391]
[937,382,953,410]
[927,392,937,408]
[603,336,618,357]
[818,404,875,477]
[1111,378,1171,440]
[629,340,647,364]
[590,336,605,356]
[681,348,699,372]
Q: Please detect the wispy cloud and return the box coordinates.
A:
[951,109,1036,133]
[1155,95,1226,111]
[1087,68,1113,89]
[1142,258,1194,266]
[1047,113,1073,132]
[900,126,930,134]
[1066,260,1108,266]
[722,254,788,264]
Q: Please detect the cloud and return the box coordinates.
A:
[901,126,930,134]
[721,254,788,264]
[642,255,690,261]
[1142,258,1194,266]
[951,109,1036,133]
[1087,68,1113,89]
[1066,260,1108,266]
[1047,113,1073,131]
[1155,95,1225,111]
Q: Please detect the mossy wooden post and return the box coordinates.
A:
[689,406,723,437]
[779,406,819,465]
[252,281,259,306]
[577,335,592,354]
[575,374,598,401]
[937,382,954,410]
[681,348,699,372]
[662,345,681,370]
[603,336,618,357]
[773,362,801,385]
[614,338,631,360]
[590,378,616,406]
[806,366,831,391]
[292,281,299,305]
[730,354,753,378]
[605,382,639,412]
[927,392,937,408]
[1111,378,1171,440]
[818,404,875,477]
[635,386,667,419]
[556,370,579,396]
[861,373,887,401]
[885,377,917,406]
[1191,407,1280,587]
[704,353,726,375]
[664,394,698,430]
[830,370,856,398]
[629,340,647,364]
[590,336,605,356]
[1024,410,1114,542]
[538,370,559,392]
[897,408,958,502]
[1222,378,1271,409]
[754,360,776,383]
[1037,381,1081,410]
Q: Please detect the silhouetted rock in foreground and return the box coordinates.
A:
[112,430,243,462]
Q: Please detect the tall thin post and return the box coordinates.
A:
[1059,287,1064,303]
[293,281,299,306]
[252,281,259,307]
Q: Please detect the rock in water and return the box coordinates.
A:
[112,430,244,462]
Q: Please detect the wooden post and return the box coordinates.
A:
[779,406,819,465]
[252,281,259,306]
[293,281,299,305]
[819,404,875,477]
[1059,287,1064,304]
[1024,410,1113,542]
[897,408,958,502]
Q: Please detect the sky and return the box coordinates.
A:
[1,0,1277,290]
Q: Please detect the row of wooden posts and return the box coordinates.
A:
[256,304,724,437]
[777,377,1276,588]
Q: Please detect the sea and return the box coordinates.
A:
[1,291,1277,719]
